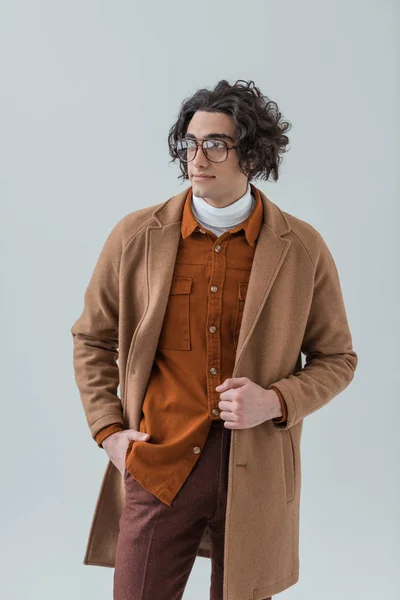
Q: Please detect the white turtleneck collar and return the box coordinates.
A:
[191,181,254,237]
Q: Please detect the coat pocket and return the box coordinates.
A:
[233,281,248,350]
[158,276,193,350]
[281,429,295,502]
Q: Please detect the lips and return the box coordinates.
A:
[193,175,214,179]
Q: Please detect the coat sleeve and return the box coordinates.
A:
[70,218,126,443]
[270,232,358,430]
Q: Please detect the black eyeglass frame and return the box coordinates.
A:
[175,137,239,163]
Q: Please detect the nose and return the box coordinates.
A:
[191,143,209,168]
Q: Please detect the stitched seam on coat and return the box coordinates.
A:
[289,229,318,269]
[91,413,124,427]
[120,217,159,261]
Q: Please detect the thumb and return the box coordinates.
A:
[126,429,150,442]
[215,380,228,391]
[216,377,247,391]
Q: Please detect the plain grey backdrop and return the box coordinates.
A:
[1,1,398,599]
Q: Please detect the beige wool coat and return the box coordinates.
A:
[71,182,358,600]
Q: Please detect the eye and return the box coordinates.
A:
[205,139,225,149]
[177,139,195,149]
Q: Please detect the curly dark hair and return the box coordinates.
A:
[167,79,292,183]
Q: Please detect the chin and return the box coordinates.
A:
[192,181,215,197]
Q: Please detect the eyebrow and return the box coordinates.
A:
[184,132,235,143]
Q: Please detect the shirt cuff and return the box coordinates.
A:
[95,423,125,447]
[269,386,288,424]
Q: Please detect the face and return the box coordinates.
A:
[184,110,249,208]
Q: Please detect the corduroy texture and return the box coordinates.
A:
[70,183,357,600]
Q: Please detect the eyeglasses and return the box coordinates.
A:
[176,137,238,163]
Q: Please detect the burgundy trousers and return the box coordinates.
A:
[113,419,272,600]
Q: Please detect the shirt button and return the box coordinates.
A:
[193,446,201,454]
[198,228,206,234]
[209,367,218,375]
[210,285,218,293]
[212,408,219,416]
[214,245,221,252]
[209,325,217,333]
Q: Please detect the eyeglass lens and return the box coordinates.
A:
[176,139,228,162]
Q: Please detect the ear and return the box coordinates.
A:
[244,161,255,177]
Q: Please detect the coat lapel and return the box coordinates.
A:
[146,222,182,335]
[233,222,291,373]
[146,184,292,371]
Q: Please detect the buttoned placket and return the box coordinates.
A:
[197,227,232,423]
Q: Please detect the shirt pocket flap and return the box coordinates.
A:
[169,276,193,295]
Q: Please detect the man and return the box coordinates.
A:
[71,79,358,600]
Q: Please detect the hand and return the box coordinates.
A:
[215,377,282,429]
[102,429,150,475]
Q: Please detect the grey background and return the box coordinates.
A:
[0,1,398,599]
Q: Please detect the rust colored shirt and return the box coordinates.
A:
[95,186,288,505]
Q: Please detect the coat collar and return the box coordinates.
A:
[150,182,292,239]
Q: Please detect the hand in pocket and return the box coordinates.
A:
[101,429,151,475]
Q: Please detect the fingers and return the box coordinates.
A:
[126,429,150,442]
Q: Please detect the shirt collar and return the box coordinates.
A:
[181,183,263,246]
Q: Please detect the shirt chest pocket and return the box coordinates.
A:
[158,276,193,351]
[233,281,248,350]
